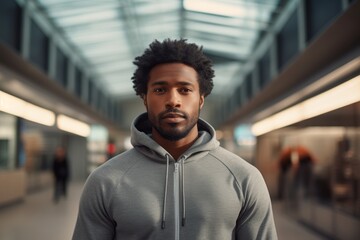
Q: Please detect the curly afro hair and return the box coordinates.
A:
[132,39,214,98]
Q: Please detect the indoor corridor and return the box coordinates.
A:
[0,182,326,240]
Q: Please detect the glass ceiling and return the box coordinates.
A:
[36,0,283,98]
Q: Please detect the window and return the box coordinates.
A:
[277,10,299,71]
[55,47,68,87]
[258,49,271,88]
[29,19,49,72]
[305,0,342,43]
[74,67,83,97]
[0,0,22,51]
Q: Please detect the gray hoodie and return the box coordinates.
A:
[72,113,277,240]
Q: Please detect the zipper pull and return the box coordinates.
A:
[174,162,179,173]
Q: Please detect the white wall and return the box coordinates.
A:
[68,136,88,181]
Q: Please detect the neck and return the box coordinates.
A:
[152,128,199,161]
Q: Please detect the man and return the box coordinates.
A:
[72,39,277,240]
[52,146,69,203]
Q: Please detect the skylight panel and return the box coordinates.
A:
[80,39,127,50]
[83,46,129,57]
[96,62,133,74]
[69,31,125,44]
[56,9,119,26]
[45,2,120,19]
[64,20,123,33]
[186,21,257,39]
[184,11,267,30]
[68,26,125,39]
[135,0,181,15]
[91,55,131,65]
[139,20,180,34]
[184,0,258,18]
[186,36,252,58]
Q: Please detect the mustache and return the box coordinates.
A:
[160,108,187,119]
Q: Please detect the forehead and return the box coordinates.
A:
[148,63,198,85]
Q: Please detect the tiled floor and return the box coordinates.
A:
[0,182,82,240]
[0,182,326,240]
[272,201,326,240]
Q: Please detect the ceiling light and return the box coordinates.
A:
[0,91,55,126]
[57,114,91,137]
[251,75,360,136]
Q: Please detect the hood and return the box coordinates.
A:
[130,112,220,162]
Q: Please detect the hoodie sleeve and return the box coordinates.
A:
[235,168,278,240]
[72,169,116,240]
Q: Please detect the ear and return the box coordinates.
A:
[142,95,147,107]
[199,95,205,109]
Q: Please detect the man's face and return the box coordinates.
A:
[144,63,204,141]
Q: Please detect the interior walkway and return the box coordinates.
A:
[0,182,327,240]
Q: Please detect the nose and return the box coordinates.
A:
[165,90,181,108]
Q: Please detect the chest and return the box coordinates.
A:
[111,161,242,237]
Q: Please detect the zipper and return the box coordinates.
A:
[174,162,180,240]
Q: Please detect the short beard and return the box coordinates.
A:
[153,121,197,141]
[149,108,200,141]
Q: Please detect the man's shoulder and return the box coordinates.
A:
[79,149,145,199]
[209,146,251,166]
[209,146,260,178]
[90,148,141,179]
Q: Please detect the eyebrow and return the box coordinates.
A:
[150,81,194,86]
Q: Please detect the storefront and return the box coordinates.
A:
[0,110,90,206]
[255,101,360,239]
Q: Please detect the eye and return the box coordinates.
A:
[179,88,192,94]
[153,88,165,94]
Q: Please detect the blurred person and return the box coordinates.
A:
[107,139,117,159]
[292,145,315,198]
[72,39,277,240]
[279,145,315,204]
[277,147,293,200]
[52,146,69,203]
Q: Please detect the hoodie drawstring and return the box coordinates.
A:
[181,157,186,226]
[161,155,186,229]
[161,155,170,229]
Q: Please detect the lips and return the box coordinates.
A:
[162,113,185,119]
[161,112,185,123]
